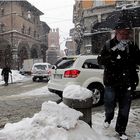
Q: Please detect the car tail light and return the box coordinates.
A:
[64,69,80,78]
[48,70,51,75]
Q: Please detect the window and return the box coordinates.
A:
[82,59,103,69]
[1,8,4,16]
[22,11,24,17]
[95,0,105,7]
[34,65,47,70]
[27,11,31,19]
[0,23,5,32]
[54,57,77,69]
[34,31,36,37]
[21,25,25,33]
[28,27,31,35]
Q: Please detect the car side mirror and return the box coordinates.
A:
[51,65,57,69]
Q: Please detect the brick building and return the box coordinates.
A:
[0,0,50,69]
[65,38,76,56]
[46,28,61,64]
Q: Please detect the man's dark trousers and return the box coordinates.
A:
[104,86,132,134]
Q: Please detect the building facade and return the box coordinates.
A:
[46,28,61,64]
[72,0,140,55]
[0,1,50,69]
[65,38,76,56]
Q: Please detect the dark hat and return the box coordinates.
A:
[114,20,132,30]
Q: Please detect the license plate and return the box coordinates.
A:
[54,74,62,79]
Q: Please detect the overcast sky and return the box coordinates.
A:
[28,0,75,50]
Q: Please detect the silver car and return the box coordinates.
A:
[31,63,52,82]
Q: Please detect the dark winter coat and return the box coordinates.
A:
[98,37,140,89]
[1,67,12,76]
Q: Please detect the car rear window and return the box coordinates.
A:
[34,65,47,70]
[55,57,76,69]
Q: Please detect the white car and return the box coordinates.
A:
[48,55,140,106]
[31,63,52,82]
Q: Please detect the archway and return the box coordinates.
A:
[18,42,29,68]
[30,44,40,59]
[41,44,47,62]
[30,48,38,58]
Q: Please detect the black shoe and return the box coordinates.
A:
[4,83,8,86]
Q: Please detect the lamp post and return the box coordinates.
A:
[85,44,92,54]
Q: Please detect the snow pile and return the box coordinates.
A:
[0,101,100,140]
[63,85,92,100]
[10,70,25,82]
[33,101,83,130]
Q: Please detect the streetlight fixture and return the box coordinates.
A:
[85,44,92,54]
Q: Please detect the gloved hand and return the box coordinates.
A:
[111,40,130,52]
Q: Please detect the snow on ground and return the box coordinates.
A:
[10,86,53,98]
[92,108,140,140]
[0,101,100,140]
[0,99,140,140]
[0,70,140,140]
[0,69,25,85]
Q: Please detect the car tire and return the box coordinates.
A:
[39,77,43,81]
[87,83,104,106]
[32,77,36,82]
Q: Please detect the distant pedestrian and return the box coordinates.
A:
[98,23,140,140]
[1,65,12,86]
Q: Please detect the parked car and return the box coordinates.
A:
[31,63,52,82]
[48,55,140,106]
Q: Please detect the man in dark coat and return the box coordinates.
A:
[98,26,140,140]
[1,65,12,86]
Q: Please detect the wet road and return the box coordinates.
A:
[0,77,48,96]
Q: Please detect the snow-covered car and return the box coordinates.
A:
[31,63,52,82]
[48,55,140,106]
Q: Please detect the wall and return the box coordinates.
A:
[82,0,93,9]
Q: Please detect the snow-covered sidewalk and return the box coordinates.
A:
[92,108,140,140]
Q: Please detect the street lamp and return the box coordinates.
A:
[85,44,92,54]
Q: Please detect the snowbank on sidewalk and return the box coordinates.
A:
[0,101,100,140]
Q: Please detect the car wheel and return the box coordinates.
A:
[87,83,104,106]
[39,77,43,81]
[32,77,36,82]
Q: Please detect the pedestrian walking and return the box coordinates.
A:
[1,65,12,86]
[97,23,140,140]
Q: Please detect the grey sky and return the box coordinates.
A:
[28,0,75,50]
